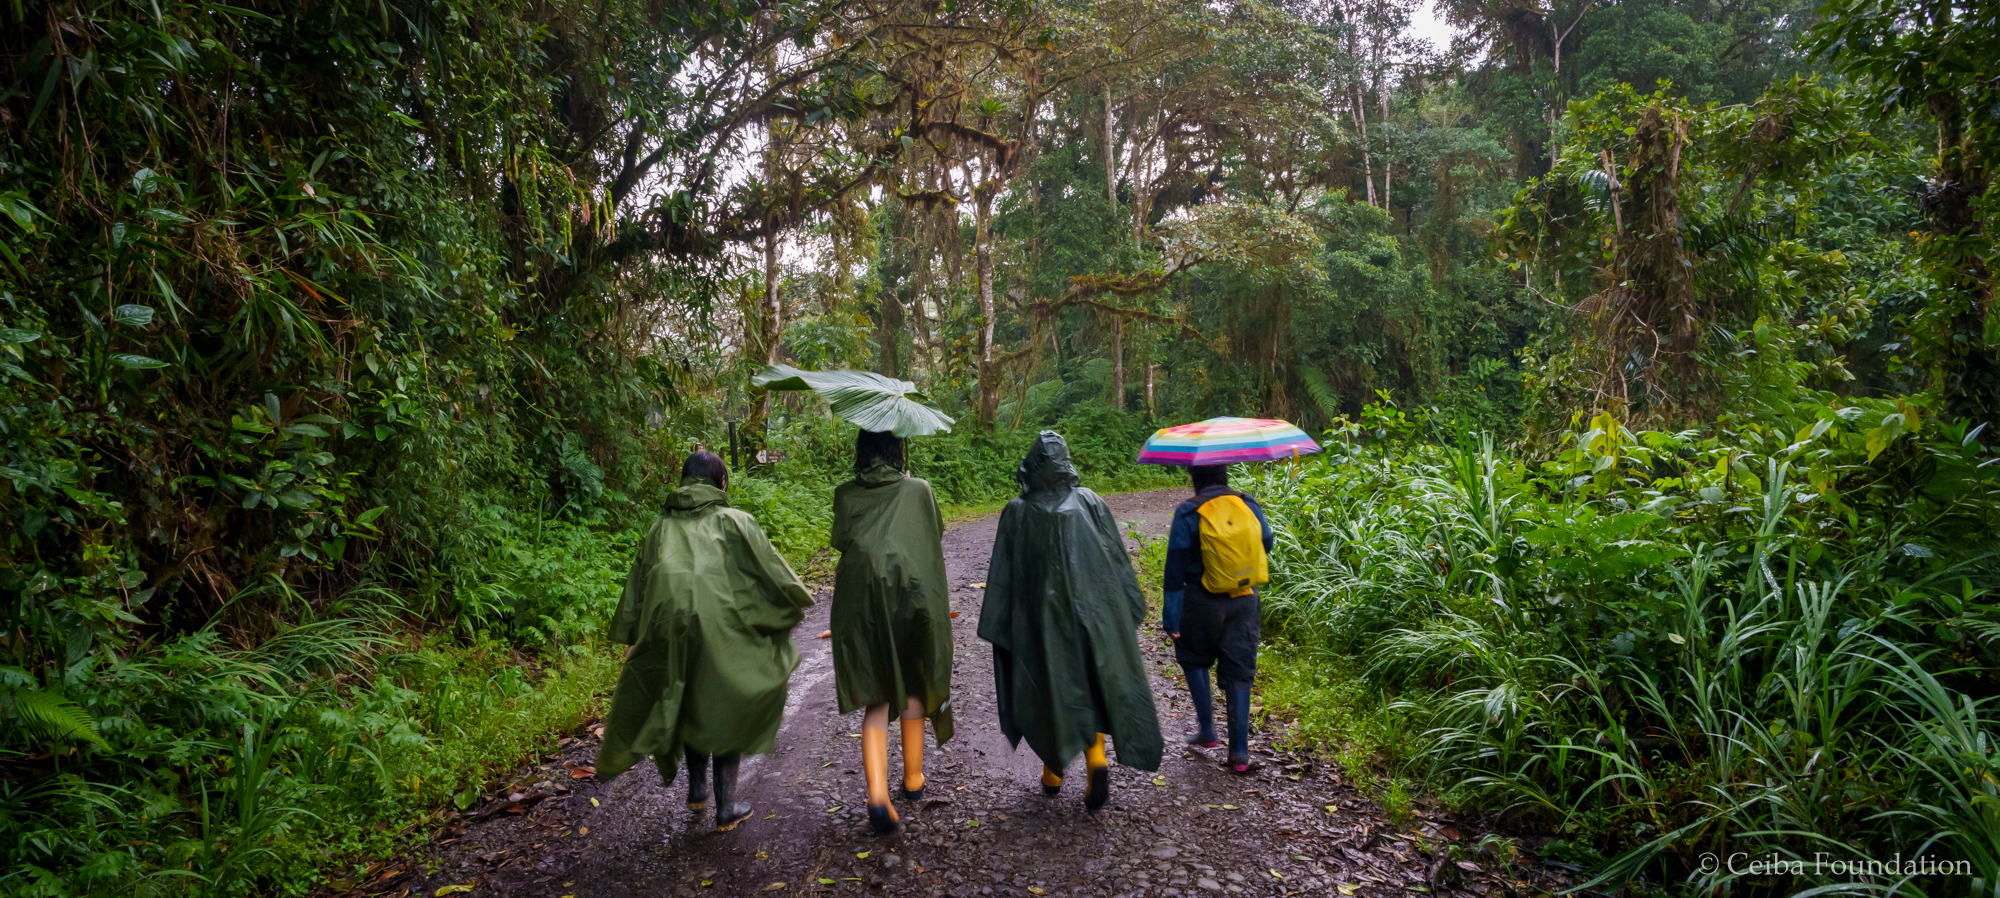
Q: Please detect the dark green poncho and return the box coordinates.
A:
[828,460,955,742]
[595,478,813,783]
[978,432,1164,773]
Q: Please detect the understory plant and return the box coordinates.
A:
[1251,398,2000,895]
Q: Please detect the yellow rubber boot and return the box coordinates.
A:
[862,704,899,835]
[899,697,926,799]
[1084,734,1110,811]
[1041,765,1064,795]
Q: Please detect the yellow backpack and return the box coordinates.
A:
[1195,493,1268,597]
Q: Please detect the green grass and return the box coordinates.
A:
[1238,405,2000,895]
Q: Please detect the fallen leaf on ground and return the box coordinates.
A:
[578,826,588,835]
[1028,889,1046,895]
[1337,885,1359,895]
[435,886,474,896]
[856,851,870,859]
[700,881,713,887]
[949,612,960,618]
[1222,804,1238,810]
[568,766,595,779]
[589,798,600,807]
[1270,869,1284,879]
[818,878,836,885]
[763,884,786,892]
[816,630,831,639]
[825,806,843,813]
[1324,805,1338,814]
[970,582,985,588]
[1152,775,1168,786]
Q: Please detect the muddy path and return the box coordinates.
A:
[377,489,1570,898]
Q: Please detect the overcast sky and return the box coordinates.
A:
[1408,0,1456,54]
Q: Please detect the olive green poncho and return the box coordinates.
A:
[978,432,1164,773]
[595,478,813,783]
[828,461,955,741]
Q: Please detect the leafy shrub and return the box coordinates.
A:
[1251,397,2000,894]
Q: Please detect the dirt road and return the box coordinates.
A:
[382,489,1554,898]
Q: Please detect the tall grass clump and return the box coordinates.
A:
[1250,395,2000,895]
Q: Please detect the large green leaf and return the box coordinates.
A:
[751,365,955,437]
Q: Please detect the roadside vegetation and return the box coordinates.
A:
[1248,398,1998,894]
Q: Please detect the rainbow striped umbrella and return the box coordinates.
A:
[1136,417,1322,466]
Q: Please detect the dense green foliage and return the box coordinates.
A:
[1249,397,1999,894]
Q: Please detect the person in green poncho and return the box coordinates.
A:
[979,431,1163,811]
[595,451,813,832]
[828,429,954,836]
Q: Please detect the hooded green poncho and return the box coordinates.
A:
[595,478,813,783]
[828,460,955,741]
[978,432,1164,773]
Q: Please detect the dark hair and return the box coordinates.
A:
[1189,464,1228,492]
[855,429,904,471]
[682,451,729,490]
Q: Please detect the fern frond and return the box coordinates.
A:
[1300,365,1343,424]
[6,687,109,748]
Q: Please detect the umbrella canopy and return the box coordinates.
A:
[750,365,955,437]
[1136,416,1321,466]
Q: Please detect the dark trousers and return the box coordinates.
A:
[1175,589,1259,760]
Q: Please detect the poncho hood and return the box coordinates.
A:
[854,458,906,487]
[1017,431,1082,498]
[665,478,728,512]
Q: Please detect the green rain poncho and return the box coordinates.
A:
[978,432,1164,773]
[828,460,955,741]
[595,478,813,783]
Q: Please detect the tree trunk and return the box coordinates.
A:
[1105,87,1117,210]
[1380,85,1392,219]
[976,187,999,426]
[1355,84,1376,208]
[762,227,781,367]
[1145,362,1156,416]
[878,285,903,378]
[1111,316,1125,411]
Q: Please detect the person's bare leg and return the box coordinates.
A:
[899,696,926,799]
[863,702,899,834]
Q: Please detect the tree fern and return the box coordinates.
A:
[1300,365,1344,425]
[5,688,108,749]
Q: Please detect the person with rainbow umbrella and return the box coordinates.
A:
[1138,417,1319,772]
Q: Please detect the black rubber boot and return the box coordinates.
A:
[1225,685,1253,773]
[1084,765,1109,811]
[1183,665,1219,747]
[684,748,711,810]
[711,754,752,831]
[867,804,900,836]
